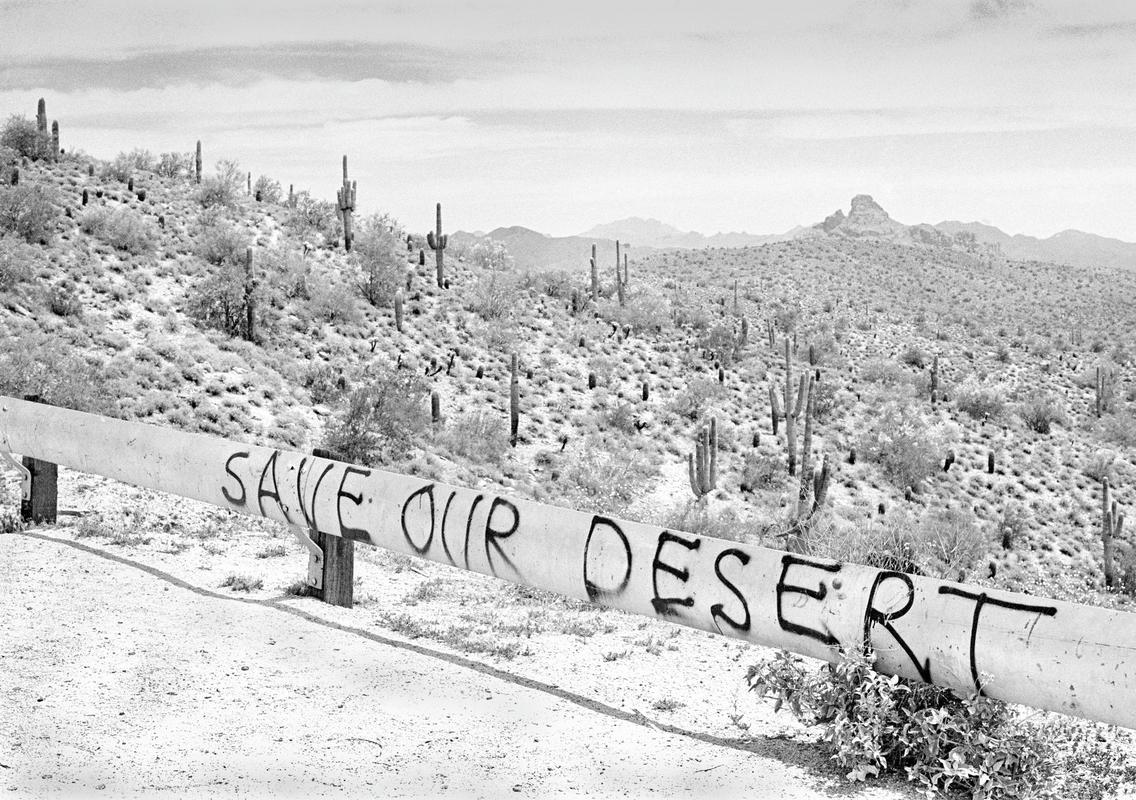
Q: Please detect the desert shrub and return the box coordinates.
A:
[439,411,510,465]
[810,507,985,581]
[0,183,59,243]
[187,267,259,339]
[740,447,786,492]
[810,377,839,421]
[662,502,756,544]
[155,151,191,179]
[285,190,338,242]
[899,344,926,368]
[252,175,282,204]
[555,433,657,516]
[770,294,801,332]
[197,159,243,208]
[307,279,361,325]
[0,115,50,159]
[860,358,911,387]
[195,220,250,267]
[265,248,311,300]
[699,322,740,366]
[468,269,521,321]
[79,206,157,254]
[100,150,152,182]
[302,362,349,404]
[857,401,951,490]
[669,377,727,421]
[0,234,38,291]
[1096,412,1136,448]
[953,376,1006,421]
[1017,392,1065,434]
[321,365,429,466]
[1083,449,1118,484]
[525,269,574,298]
[0,330,119,414]
[352,213,405,306]
[600,289,671,333]
[47,283,82,317]
[467,238,514,271]
[748,649,1054,797]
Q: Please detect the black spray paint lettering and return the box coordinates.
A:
[401,483,436,555]
[776,554,841,646]
[222,451,250,506]
[938,586,1057,694]
[332,466,372,542]
[257,450,291,522]
[651,531,701,616]
[864,571,932,683]
[295,456,335,535]
[484,497,522,578]
[582,516,632,603]
[710,548,751,633]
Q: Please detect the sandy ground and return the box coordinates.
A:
[0,530,910,800]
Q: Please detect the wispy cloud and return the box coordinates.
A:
[0,41,506,92]
[1050,20,1136,37]
[970,0,1031,20]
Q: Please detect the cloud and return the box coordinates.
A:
[0,41,506,92]
[1050,20,1136,37]
[970,0,1030,20]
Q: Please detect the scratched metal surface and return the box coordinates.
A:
[2,395,1134,728]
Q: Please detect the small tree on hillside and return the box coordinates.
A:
[352,212,405,307]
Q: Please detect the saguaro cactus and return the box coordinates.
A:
[930,355,940,406]
[431,392,441,425]
[427,202,447,289]
[688,417,718,499]
[337,156,357,252]
[1102,478,1124,589]
[509,353,520,447]
[1096,364,1115,418]
[243,248,257,342]
[51,121,59,160]
[589,243,599,302]
[195,141,202,185]
[780,337,812,476]
[615,240,625,306]
[394,288,404,332]
[623,253,629,291]
[35,98,47,158]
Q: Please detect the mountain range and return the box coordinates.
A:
[454,196,1136,272]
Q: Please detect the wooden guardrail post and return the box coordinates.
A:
[312,448,354,607]
[19,395,57,525]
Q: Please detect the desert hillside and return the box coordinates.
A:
[3,106,1136,797]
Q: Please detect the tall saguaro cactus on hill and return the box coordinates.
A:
[427,202,448,289]
[50,121,59,160]
[776,337,811,476]
[509,353,520,447]
[36,98,47,158]
[615,240,625,306]
[337,155,357,253]
[589,243,599,302]
[1102,478,1124,589]
[688,417,718,499]
[195,141,202,185]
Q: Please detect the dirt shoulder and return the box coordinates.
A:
[0,530,911,799]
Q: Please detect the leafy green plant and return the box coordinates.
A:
[857,400,952,491]
[748,649,1054,798]
[0,183,60,243]
[79,206,157,254]
[352,212,405,307]
[1018,392,1065,434]
[321,364,429,466]
[1,115,50,159]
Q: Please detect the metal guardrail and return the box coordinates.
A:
[1,394,1134,728]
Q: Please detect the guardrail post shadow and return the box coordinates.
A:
[312,448,354,607]
[20,395,57,525]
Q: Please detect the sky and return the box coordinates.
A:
[1,0,1134,240]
